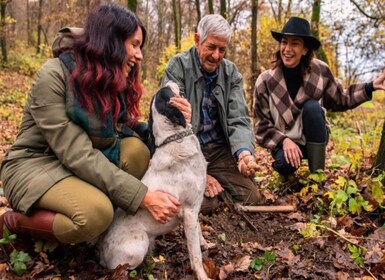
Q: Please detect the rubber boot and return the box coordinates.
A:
[0,209,58,242]
[306,142,326,173]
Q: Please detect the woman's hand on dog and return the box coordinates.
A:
[140,191,180,224]
[169,96,192,124]
[205,175,224,198]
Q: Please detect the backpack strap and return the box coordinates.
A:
[58,53,76,74]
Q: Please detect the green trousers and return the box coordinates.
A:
[200,143,263,213]
[36,137,150,243]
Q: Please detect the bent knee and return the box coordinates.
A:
[55,202,114,243]
[120,137,150,179]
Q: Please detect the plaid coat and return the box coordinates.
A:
[253,58,370,150]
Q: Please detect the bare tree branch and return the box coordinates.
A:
[350,0,385,21]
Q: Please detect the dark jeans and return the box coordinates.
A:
[272,100,328,176]
[200,142,261,205]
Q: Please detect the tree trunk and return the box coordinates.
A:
[0,0,8,66]
[26,0,32,45]
[285,0,292,21]
[311,0,329,63]
[277,0,282,23]
[208,0,214,14]
[195,0,201,23]
[220,0,226,19]
[36,0,42,54]
[250,0,259,112]
[142,0,149,81]
[127,0,137,13]
[172,0,181,50]
[375,120,385,171]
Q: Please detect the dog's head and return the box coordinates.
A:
[148,83,187,151]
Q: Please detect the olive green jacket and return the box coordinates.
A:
[0,58,147,214]
[161,47,255,157]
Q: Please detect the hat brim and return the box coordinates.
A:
[271,30,321,50]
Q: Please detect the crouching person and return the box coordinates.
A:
[0,3,189,245]
[253,16,385,179]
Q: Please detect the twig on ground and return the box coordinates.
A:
[235,204,297,212]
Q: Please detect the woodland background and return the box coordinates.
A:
[0,0,385,279]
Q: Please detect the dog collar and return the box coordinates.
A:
[156,129,194,148]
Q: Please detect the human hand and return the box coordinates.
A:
[169,96,192,124]
[140,191,180,224]
[373,68,385,91]
[204,175,224,198]
[237,150,258,177]
[283,138,303,168]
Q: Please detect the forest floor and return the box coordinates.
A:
[0,69,384,279]
[0,149,384,280]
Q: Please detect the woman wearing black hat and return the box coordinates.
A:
[253,16,385,178]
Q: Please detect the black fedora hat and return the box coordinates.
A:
[271,16,321,50]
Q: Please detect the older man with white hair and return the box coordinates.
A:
[161,14,263,213]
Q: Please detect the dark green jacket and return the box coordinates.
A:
[0,58,147,214]
[161,47,255,157]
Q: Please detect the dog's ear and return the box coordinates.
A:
[155,87,186,128]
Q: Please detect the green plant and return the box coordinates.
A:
[10,250,32,276]
[0,225,17,245]
[218,232,226,242]
[129,270,138,278]
[299,222,368,267]
[299,223,321,238]
[250,250,276,271]
[34,240,58,253]
[367,171,385,206]
[292,244,300,252]
[325,176,372,215]
[0,226,32,276]
[347,244,365,267]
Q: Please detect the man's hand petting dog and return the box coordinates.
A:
[205,175,224,198]
[140,192,180,224]
[169,96,191,124]
[237,151,258,177]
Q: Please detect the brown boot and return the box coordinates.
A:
[0,210,58,242]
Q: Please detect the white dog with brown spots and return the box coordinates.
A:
[98,83,211,280]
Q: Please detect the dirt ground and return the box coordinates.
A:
[0,149,384,279]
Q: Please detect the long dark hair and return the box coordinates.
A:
[272,39,314,76]
[71,3,146,126]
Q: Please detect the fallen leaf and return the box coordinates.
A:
[203,258,218,279]
[262,192,277,202]
[277,247,300,266]
[218,262,234,280]
[233,255,251,272]
[335,271,349,280]
[326,217,337,229]
[245,242,273,251]
[288,222,307,231]
[336,215,354,229]
[364,244,384,264]
[333,247,356,270]
[287,212,306,221]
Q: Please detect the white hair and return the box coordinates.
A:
[197,14,232,44]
